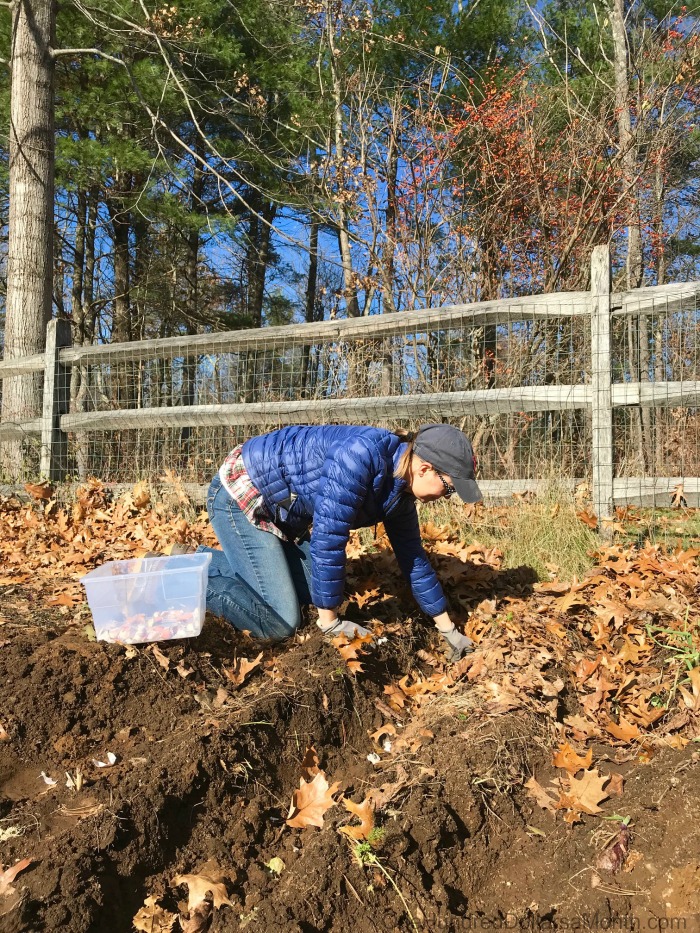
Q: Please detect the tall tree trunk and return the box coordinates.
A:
[301,218,320,398]
[108,189,134,411]
[180,156,204,459]
[74,189,98,479]
[243,196,277,402]
[610,0,651,470]
[325,3,359,320]
[0,0,55,478]
[379,123,398,396]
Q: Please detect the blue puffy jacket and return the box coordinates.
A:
[241,425,447,617]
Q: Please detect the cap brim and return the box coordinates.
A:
[453,477,483,503]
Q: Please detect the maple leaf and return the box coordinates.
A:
[562,769,610,814]
[171,867,233,913]
[338,796,375,841]
[552,742,593,774]
[223,652,263,686]
[0,858,34,898]
[524,776,557,812]
[133,895,177,933]
[286,772,340,829]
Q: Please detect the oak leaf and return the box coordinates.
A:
[605,716,642,743]
[24,481,53,501]
[576,509,598,529]
[552,742,593,775]
[563,769,610,814]
[223,652,263,686]
[133,895,177,932]
[150,645,171,671]
[286,772,340,829]
[300,745,320,780]
[132,481,151,509]
[524,776,557,812]
[338,796,375,841]
[171,867,233,912]
[46,592,81,608]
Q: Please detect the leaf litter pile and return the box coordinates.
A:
[1,481,700,931]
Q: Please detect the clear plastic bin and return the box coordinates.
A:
[81,552,212,644]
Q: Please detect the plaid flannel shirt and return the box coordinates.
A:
[218,444,286,540]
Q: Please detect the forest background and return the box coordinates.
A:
[0,0,699,483]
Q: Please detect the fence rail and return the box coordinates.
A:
[1,246,699,517]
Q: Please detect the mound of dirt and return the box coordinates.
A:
[1,608,700,933]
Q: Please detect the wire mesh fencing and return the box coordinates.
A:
[1,247,699,514]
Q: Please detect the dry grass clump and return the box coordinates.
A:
[421,483,600,581]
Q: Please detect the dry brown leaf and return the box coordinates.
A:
[223,652,263,687]
[564,714,599,740]
[608,773,625,796]
[171,868,233,912]
[176,661,194,679]
[300,745,320,780]
[132,481,151,509]
[605,716,642,743]
[133,895,177,932]
[24,481,53,501]
[552,742,593,775]
[46,592,81,608]
[366,764,409,810]
[370,723,397,744]
[286,772,340,829]
[212,688,229,709]
[0,858,34,898]
[150,645,171,671]
[524,776,557,812]
[576,509,598,529]
[563,769,610,815]
[338,796,375,841]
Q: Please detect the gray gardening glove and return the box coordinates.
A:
[438,625,474,663]
[316,617,374,641]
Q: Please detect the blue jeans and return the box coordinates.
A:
[198,475,313,640]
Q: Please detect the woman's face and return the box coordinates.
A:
[408,458,455,503]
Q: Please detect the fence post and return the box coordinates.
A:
[590,246,614,527]
[40,319,72,481]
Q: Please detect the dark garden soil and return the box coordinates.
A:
[1,607,699,933]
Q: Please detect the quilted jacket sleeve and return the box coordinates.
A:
[384,496,448,617]
[310,438,376,609]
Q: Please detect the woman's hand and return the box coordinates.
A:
[316,614,373,640]
[434,612,474,662]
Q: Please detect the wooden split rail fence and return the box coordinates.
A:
[1,247,700,519]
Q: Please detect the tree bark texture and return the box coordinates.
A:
[0,0,55,478]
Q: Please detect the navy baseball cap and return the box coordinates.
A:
[413,423,482,503]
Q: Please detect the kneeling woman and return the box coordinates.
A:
[198,423,482,661]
